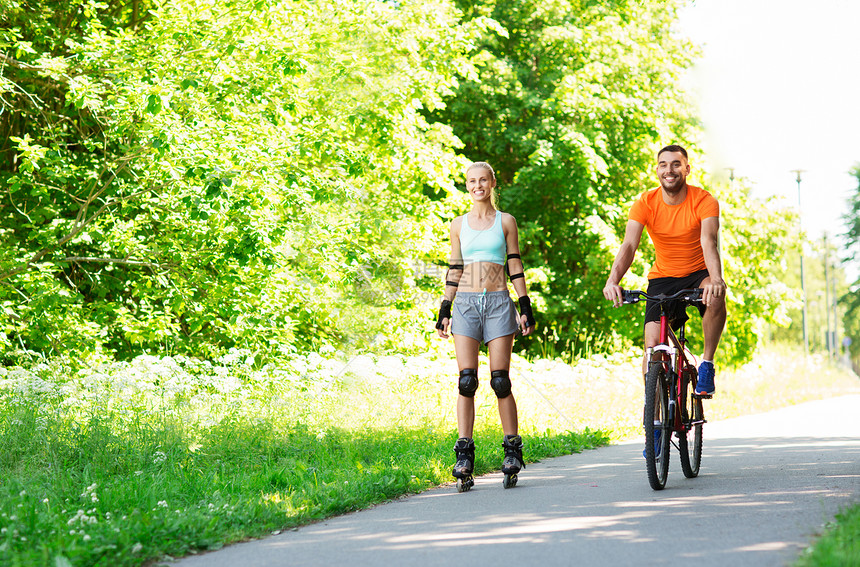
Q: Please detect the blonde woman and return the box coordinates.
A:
[435,161,536,491]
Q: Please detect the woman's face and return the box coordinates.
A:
[465,167,495,203]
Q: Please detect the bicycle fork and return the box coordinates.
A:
[646,344,682,435]
[645,344,677,430]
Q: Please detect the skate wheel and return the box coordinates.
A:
[503,473,518,489]
[456,477,473,492]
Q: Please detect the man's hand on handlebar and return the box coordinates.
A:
[603,281,624,307]
[701,278,727,306]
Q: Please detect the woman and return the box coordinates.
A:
[435,161,536,489]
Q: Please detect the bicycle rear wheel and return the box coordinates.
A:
[644,363,670,490]
[679,367,703,478]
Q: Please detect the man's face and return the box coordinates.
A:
[656,151,690,194]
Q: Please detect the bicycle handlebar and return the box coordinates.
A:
[621,288,703,305]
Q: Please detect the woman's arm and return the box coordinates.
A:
[437,217,463,338]
[503,213,535,335]
[444,217,464,302]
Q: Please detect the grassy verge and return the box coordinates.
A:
[796,505,860,566]
[0,415,604,567]
[0,347,608,567]
[0,343,855,566]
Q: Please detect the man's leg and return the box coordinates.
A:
[696,275,726,395]
[698,275,726,361]
[642,321,661,378]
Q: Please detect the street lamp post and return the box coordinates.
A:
[792,170,809,356]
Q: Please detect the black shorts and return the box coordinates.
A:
[644,269,709,329]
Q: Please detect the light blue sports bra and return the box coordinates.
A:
[459,212,506,265]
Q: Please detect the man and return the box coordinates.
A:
[603,144,727,395]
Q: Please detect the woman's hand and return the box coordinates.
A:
[436,317,451,339]
[519,314,534,336]
[435,299,453,339]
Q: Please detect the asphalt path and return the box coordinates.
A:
[174,395,860,567]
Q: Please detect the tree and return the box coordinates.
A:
[0,0,474,360]
[839,165,860,364]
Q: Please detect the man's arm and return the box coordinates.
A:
[603,220,645,307]
[700,216,727,306]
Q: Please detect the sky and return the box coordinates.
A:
[678,0,860,250]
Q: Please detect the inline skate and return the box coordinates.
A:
[501,435,524,489]
[452,437,475,492]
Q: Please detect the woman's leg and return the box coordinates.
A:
[453,334,481,439]
[487,333,517,436]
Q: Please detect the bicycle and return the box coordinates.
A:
[622,287,711,490]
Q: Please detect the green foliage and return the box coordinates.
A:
[1,0,470,360]
[796,504,860,567]
[840,165,860,364]
[843,164,860,261]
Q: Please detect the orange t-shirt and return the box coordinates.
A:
[628,184,719,279]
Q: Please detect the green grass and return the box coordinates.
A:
[796,505,860,566]
[0,349,608,566]
[0,410,605,566]
[0,344,856,566]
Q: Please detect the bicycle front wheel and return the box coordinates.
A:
[679,367,703,478]
[644,363,670,490]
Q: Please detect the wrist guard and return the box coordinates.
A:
[518,296,535,328]
[436,299,453,330]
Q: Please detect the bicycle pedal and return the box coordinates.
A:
[692,392,713,399]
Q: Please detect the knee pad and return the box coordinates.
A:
[458,369,478,398]
[490,369,512,399]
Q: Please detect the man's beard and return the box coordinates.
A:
[660,176,685,194]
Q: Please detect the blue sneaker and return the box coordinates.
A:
[696,361,716,395]
[643,429,661,459]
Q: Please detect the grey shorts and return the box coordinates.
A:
[451,291,519,344]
